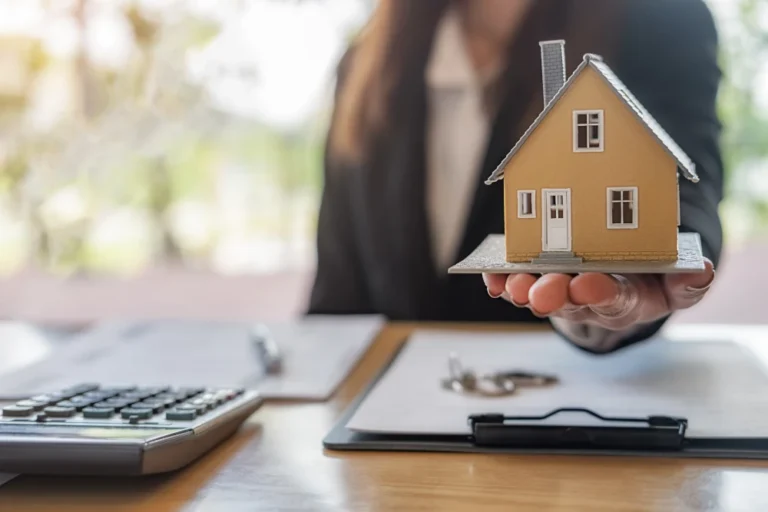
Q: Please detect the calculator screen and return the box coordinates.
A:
[0,424,177,441]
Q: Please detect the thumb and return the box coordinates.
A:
[663,258,715,310]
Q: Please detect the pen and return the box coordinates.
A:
[250,324,283,375]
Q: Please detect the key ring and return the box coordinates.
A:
[486,371,559,388]
[441,353,517,397]
[441,353,558,398]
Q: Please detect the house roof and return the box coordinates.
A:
[484,53,699,185]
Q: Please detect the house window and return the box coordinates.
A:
[607,187,638,229]
[574,110,604,152]
[549,193,565,219]
[518,190,535,218]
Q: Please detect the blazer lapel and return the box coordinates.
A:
[456,46,546,263]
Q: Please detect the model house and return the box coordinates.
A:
[484,40,698,264]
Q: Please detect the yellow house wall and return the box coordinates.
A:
[502,66,679,262]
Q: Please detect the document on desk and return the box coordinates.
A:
[345,329,768,439]
[0,315,384,401]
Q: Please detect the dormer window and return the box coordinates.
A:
[573,110,604,152]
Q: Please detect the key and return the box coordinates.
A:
[61,384,100,397]
[102,398,136,408]
[490,371,559,387]
[43,406,76,418]
[177,403,207,415]
[165,409,197,421]
[15,400,47,411]
[2,405,33,417]
[120,408,153,420]
[83,407,114,419]
[137,401,166,414]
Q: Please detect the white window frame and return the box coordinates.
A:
[606,186,638,229]
[573,110,604,152]
[517,190,536,218]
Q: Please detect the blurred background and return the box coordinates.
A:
[0,0,764,325]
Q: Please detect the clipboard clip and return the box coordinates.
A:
[468,408,688,451]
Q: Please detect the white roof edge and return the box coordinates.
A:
[485,53,699,185]
[484,56,592,185]
[588,59,699,182]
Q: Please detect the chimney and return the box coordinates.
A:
[539,40,566,107]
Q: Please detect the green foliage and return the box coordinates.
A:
[717,0,768,171]
[711,0,768,239]
[7,0,767,274]
[0,149,28,197]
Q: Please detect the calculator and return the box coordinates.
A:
[0,383,263,476]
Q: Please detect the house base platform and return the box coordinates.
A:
[448,232,705,275]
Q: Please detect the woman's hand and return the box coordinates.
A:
[482,259,715,330]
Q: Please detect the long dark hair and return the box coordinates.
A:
[329,0,624,165]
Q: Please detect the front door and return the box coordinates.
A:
[542,189,571,252]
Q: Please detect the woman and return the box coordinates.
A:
[307,0,723,354]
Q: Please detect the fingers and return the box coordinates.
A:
[485,273,592,318]
[569,273,621,307]
[567,273,645,330]
[483,271,663,330]
[505,274,537,306]
[527,274,572,315]
[663,258,715,310]
[484,273,572,317]
[482,273,508,299]
[483,261,715,335]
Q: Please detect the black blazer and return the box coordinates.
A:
[306,0,724,353]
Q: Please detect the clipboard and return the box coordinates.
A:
[323,337,768,459]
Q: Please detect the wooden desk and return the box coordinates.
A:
[3,322,768,512]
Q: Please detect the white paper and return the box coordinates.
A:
[0,473,15,488]
[0,322,68,377]
[345,329,768,439]
[0,315,383,401]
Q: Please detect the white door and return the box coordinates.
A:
[542,189,571,251]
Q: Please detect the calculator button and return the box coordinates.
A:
[137,401,166,414]
[92,401,123,410]
[153,393,182,401]
[198,393,223,406]
[142,386,170,395]
[30,395,57,405]
[61,384,100,396]
[218,390,237,401]
[193,397,217,408]
[15,400,47,411]
[177,388,205,398]
[83,407,114,419]
[83,390,117,400]
[99,386,136,394]
[69,396,98,404]
[177,403,207,415]
[3,405,33,417]
[120,408,154,420]
[43,406,76,418]
[120,391,155,401]
[165,409,197,421]
[102,398,136,408]
[217,390,238,402]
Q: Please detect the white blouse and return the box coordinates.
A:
[424,9,633,351]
